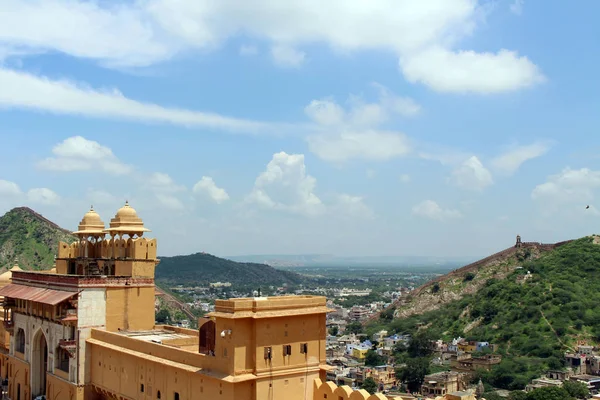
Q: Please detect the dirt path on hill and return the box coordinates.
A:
[540,309,574,352]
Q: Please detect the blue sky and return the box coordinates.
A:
[1,0,599,258]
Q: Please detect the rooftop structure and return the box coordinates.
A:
[0,204,333,400]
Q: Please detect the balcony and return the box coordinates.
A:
[60,309,78,324]
[58,339,77,357]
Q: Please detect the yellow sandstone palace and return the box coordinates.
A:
[0,203,391,400]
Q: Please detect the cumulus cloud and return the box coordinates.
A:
[400,47,544,94]
[0,0,543,93]
[247,152,324,216]
[0,68,272,133]
[27,188,60,205]
[270,45,306,68]
[37,136,132,175]
[532,168,600,211]
[0,180,22,196]
[449,156,493,191]
[334,194,375,219]
[148,172,186,192]
[412,200,462,221]
[305,84,414,163]
[491,141,552,175]
[308,130,411,163]
[193,177,230,204]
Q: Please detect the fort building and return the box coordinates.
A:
[0,203,336,400]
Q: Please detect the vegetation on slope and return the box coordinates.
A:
[0,207,76,271]
[368,237,600,390]
[155,252,306,288]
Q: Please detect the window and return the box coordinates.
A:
[57,348,69,372]
[141,384,145,393]
[174,392,179,400]
[264,347,272,360]
[283,344,292,356]
[157,391,161,399]
[15,328,25,353]
[300,343,308,354]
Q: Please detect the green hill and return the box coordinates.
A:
[0,207,76,271]
[155,252,306,288]
[369,236,600,390]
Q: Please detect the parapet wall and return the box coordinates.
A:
[312,379,389,400]
[57,237,157,260]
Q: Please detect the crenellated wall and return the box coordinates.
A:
[57,237,157,261]
[312,379,389,400]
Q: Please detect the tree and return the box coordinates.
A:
[380,307,395,321]
[361,377,378,394]
[432,282,440,293]
[328,326,339,336]
[156,309,171,323]
[407,331,434,358]
[397,357,430,393]
[526,386,572,400]
[364,349,385,367]
[347,321,363,335]
[562,380,589,399]
[508,391,528,400]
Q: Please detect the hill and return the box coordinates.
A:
[369,236,600,390]
[0,207,76,271]
[155,252,306,288]
[370,237,571,322]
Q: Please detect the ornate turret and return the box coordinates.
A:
[515,234,522,248]
[73,206,106,237]
[104,201,150,237]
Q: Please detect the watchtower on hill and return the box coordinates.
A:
[515,235,522,248]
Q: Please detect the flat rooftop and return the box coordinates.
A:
[119,327,199,352]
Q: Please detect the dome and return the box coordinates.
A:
[73,206,106,236]
[105,201,150,235]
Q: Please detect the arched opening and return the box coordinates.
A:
[199,319,215,356]
[31,330,48,397]
[56,347,70,373]
[15,328,25,353]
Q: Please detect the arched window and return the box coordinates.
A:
[15,328,25,353]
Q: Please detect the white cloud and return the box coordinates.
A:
[304,99,345,126]
[0,0,543,93]
[305,84,415,163]
[148,172,186,192]
[239,45,258,56]
[532,168,600,209]
[491,141,552,175]
[335,194,374,219]
[270,45,306,68]
[0,68,270,133]
[412,200,462,221]
[307,130,411,163]
[37,136,132,175]
[510,0,524,15]
[155,193,185,211]
[400,47,545,94]
[400,174,411,183]
[193,176,230,204]
[0,180,22,196]
[27,188,60,205]
[366,169,376,179]
[247,152,324,216]
[449,156,493,191]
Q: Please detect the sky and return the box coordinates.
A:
[1,0,600,259]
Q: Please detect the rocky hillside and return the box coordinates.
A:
[0,207,77,271]
[371,237,572,322]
